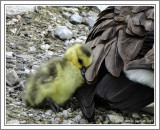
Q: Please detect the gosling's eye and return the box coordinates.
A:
[78,58,83,64]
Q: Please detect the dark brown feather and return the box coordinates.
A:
[132,6,152,13]
[118,29,144,64]
[145,8,154,20]
[125,47,154,70]
[105,37,123,77]
[85,44,111,83]
[85,6,154,82]
[126,15,146,36]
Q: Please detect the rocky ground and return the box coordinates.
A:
[6,6,154,124]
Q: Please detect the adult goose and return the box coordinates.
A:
[76,6,154,121]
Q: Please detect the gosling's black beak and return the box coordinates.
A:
[81,66,86,77]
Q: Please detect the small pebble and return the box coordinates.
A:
[55,26,73,40]
[132,113,140,119]
[6,70,20,86]
[70,14,83,24]
[6,52,14,58]
[45,110,53,116]
[107,114,124,124]
[41,44,50,50]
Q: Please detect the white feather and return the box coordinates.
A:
[123,69,154,88]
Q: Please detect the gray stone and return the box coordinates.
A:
[62,110,68,118]
[6,52,14,58]
[107,114,124,123]
[74,115,82,122]
[14,80,26,91]
[20,120,27,124]
[132,113,140,119]
[28,113,33,117]
[27,19,32,24]
[55,26,73,40]
[32,65,40,70]
[70,14,83,24]
[61,7,79,13]
[10,28,17,34]
[85,16,97,27]
[64,40,72,46]
[62,120,70,124]
[29,46,36,52]
[16,54,34,59]
[9,42,16,49]
[62,12,71,19]
[75,38,83,43]
[14,102,22,106]
[6,19,19,25]
[40,44,50,50]
[6,70,20,86]
[45,51,54,57]
[24,68,31,74]
[51,32,55,39]
[45,110,53,116]
[86,11,98,17]
[81,12,86,17]
[34,116,41,121]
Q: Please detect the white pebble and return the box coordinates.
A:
[41,44,50,50]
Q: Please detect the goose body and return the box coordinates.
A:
[76,6,154,121]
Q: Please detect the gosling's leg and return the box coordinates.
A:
[36,97,63,112]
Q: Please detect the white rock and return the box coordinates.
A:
[55,26,73,40]
[62,120,70,124]
[10,28,17,34]
[75,38,83,43]
[45,110,53,116]
[30,69,36,74]
[6,19,19,25]
[6,70,20,86]
[28,113,33,117]
[70,14,83,24]
[62,110,68,118]
[79,36,87,40]
[86,11,98,17]
[62,12,71,19]
[45,51,54,56]
[107,114,124,123]
[85,16,97,27]
[64,40,72,46]
[41,44,50,50]
[7,120,20,124]
[61,7,79,13]
[24,68,31,74]
[29,46,36,52]
[70,39,75,44]
[132,113,140,119]
[6,52,14,58]
[28,42,34,45]
[74,115,82,122]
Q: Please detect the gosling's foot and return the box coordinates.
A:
[36,97,63,112]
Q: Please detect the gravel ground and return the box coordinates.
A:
[5,6,154,124]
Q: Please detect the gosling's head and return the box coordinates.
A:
[64,43,93,69]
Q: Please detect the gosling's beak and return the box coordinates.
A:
[81,66,86,77]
